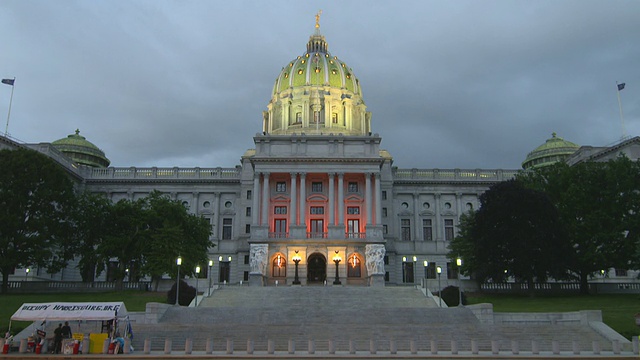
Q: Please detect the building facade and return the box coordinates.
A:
[3,22,638,288]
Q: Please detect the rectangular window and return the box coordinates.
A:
[310,206,324,214]
[332,113,338,123]
[295,112,302,123]
[247,190,252,200]
[310,219,324,237]
[422,219,433,241]
[348,182,358,193]
[401,219,411,241]
[243,271,249,281]
[447,262,458,279]
[274,219,287,235]
[382,191,387,200]
[615,268,628,277]
[222,218,232,240]
[274,206,287,214]
[444,219,454,241]
[383,224,388,234]
[245,224,251,233]
[425,263,436,279]
[347,206,360,215]
[382,208,387,217]
[311,182,323,192]
[246,207,251,217]
[383,256,389,265]
[244,255,250,265]
[276,182,286,192]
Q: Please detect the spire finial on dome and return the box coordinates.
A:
[75,129,80,135]
[315,10,322,29]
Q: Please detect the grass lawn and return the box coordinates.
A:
[467,293,640,340]
[1,291,166,335]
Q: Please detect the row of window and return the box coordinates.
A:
[275,181,360,193]
[400,218,454,241]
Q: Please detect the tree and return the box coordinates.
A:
[521,157,640,293]
[0,148,76,293]
[449,179,570,293]
[97,198,148,291]
[142,191,213,291]
[70,191,112,282]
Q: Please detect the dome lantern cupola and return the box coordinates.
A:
[263,12,371,136]
[52,129,110,168]
[522,132,579,170]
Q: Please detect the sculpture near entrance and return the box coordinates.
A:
[365,244,386,275]
[249,244,268,275]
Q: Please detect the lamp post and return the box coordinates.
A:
[423,260,428,288]
[332,251,342,285]
[292,251,301,285]
[25,268,30,281]
[195,266,201,307]
[208,259,213,296]
[436,266,442,307]
[125,268,129,282]
[456,257,463,306]
[412,256,417,284]
[402,256,407,283]
[175,256,182,306]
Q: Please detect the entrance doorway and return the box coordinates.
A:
[307,253,326,283]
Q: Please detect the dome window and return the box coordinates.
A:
[301,60,306,64]
[284,73,289,78]
[289,63,293,67]
[297,56,301,59]
[298,69,303,75]
[346,74,351,79]
[325,54,329,57]
[341,63,345,68]
[331,70,337,75]
[305,53,309,58]
[329,60,334,64]
[334,56,337,59]
[315,67,320,73]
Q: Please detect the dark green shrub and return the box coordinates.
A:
[167,280,196,306]
[439,285,466,306]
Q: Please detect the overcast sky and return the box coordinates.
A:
[1,1,638,170]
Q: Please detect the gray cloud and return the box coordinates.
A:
[1,1,638,170]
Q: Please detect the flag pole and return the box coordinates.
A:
[616,81,625,140]
[4,77,15,137]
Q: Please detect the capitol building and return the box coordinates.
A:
[2,22,639,289]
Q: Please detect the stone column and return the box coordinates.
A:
[212,192,220,240]
[290,173,297,226]
[192,192,199,215]
[365,173,372,225]
[299,173,306,226]
[374,173,382,224]
[328,173,335,225]
[337,173,344,225]
[435,193,442,241]
[252,173,260,225]
[413,192,420,241]
[261,172,270,226]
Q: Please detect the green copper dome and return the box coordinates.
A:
[263,16,371,136]
[522,132,579,170]
[52,129,110,168]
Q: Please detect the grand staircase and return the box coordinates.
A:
[130,286,619,353]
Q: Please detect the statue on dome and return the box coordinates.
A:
[315,10,322,29]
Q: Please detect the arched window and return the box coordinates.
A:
[272,254,286,277]
[347,254,361,278]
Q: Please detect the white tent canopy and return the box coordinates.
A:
[10,302,127,322]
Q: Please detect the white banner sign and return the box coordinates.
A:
[11,302,128,321]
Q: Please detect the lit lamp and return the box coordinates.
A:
[402,256,407,283]
[218,255,223,262]
[125,268,129,282]
[436,266,442,307]
[175,256,182,306]
[333,251,342,285]
[423,260,428,286]
[208,259,213,296]
[456,257,463,306]
[292,251,301,285]
[412,256,417,284]
[195,266,201,307]
[25,268,30,281]
[228,256,232,262]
